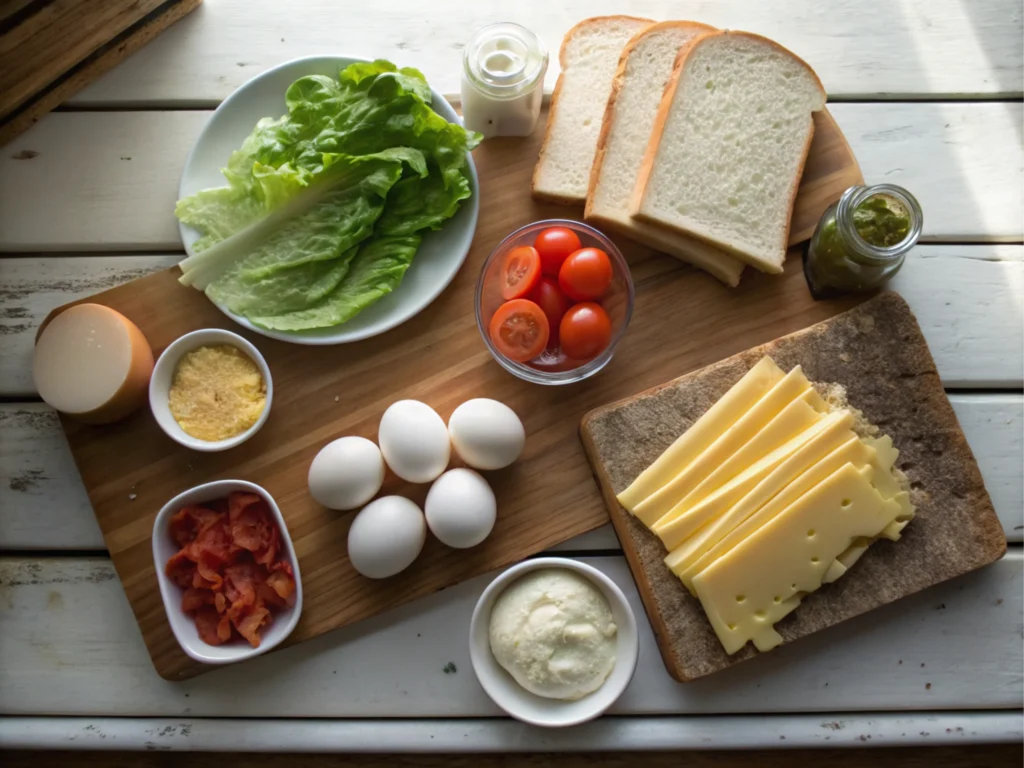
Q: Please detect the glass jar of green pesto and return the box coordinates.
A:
[804,184,923,299]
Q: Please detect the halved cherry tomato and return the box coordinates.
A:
[559,302,612,360]
[489,299,550,362]
[528,277,571,343]
[534,227,582,277]
[500,245,541,300]
[558,247,613,301]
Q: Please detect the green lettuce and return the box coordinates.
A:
[175,60,481,331]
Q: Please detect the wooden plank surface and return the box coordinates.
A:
[0,0,202,145]
[60,0,1024,106]
[2,395,1020,551]
[1,103,1021,251]
[3,745,1024,767]
[579,294,1007,681]
[48,105,864,680]
[3,247,1019,397]
[0,554,1019,717]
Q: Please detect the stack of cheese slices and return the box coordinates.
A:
[616,356,915,655]
[532,17,827,286]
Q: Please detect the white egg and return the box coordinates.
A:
[424,468,497,549]
[308,436,384,510]
[448,398,525,470]
[347,496,426,579]
[378,400,450,483]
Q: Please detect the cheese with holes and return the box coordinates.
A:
[652,390,827,541]
[617,357,785,511]
[691,463,908,654]
[33,303,154,424]
[675,432,913,590]
[656,408,854,551]
[633,365,813,526]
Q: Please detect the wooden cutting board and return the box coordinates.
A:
[0,0,202,146]
[579,293,1008,682]
[50,104,861,680]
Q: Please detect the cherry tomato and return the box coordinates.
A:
[489,299,550,363]
[559,302,612,360]
[534,227,582,276]
[500,245,541,300]
[558,247,613,301]
[528,277,571,342]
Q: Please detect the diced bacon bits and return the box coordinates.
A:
[164,491,296,648]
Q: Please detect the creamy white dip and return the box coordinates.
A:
[489,569,617,700]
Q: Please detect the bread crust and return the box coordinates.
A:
[531,15,655,204]
[630,30,827,272]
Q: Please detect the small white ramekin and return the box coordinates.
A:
[152,479,303,665]
[469,557,639,727]
[149,328,272,452]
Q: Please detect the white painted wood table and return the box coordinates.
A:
[1,0,1022,754]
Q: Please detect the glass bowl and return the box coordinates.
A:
[475,219,634,385]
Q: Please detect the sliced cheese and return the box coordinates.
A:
[692,463,907,655]
[655,408,853,551]
[674,430,912,591]
[652,389,827,540]
[633,365,813,526]
[617,356,785,511]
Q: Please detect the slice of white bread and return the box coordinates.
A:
[532,15,654,205]
[632,31,826,273]
[585,22,746,287]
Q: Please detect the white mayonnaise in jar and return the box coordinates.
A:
[461,23,548,138]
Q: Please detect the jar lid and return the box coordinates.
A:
[464,23,548,98]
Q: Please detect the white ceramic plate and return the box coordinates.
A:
[177,56,479,345]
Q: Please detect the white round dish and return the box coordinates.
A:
[151,479,303,665]
[149,328,273,452]
[468,557,639,728]
[177,55,480,346]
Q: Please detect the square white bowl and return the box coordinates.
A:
[152,479,303,665]
[149,328,273,452]
[469,557,639,727]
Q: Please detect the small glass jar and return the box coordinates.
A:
[803,184,923,299]
[461,23,548,139]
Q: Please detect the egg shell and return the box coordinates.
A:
[448,398,525,470]
[425,468,497,549]
[347,496,426,579]
[378,400,451,483]
[308,436,384,510]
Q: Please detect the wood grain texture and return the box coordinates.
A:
[0,0,202,145]
[61,0,1024,106]
[580,293,1007,681]
[42,108,866,680]
[3,103,1019,251]
[3,247,1020,397]
[4,746,1023,767]
[1,555,1020,717]
[1,395,1020,551]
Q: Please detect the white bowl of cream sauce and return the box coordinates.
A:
[469,557,639,727]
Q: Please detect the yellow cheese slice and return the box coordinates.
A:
[651,391,827,540]
[617,356,785,512]
[632,365,814,527]
[673,431,913,591]
[691,463,907,655]
[655,408,854,551]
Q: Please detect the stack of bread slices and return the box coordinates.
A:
[532,17,826,286]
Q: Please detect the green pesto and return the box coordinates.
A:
[852,195,911,247]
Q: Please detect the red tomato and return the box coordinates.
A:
[489,299,550,363]
[500,245,541,300]
[558,247,613,301]
[534,227,582,276]
[559,302,612,360]
[528,277,571,342]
